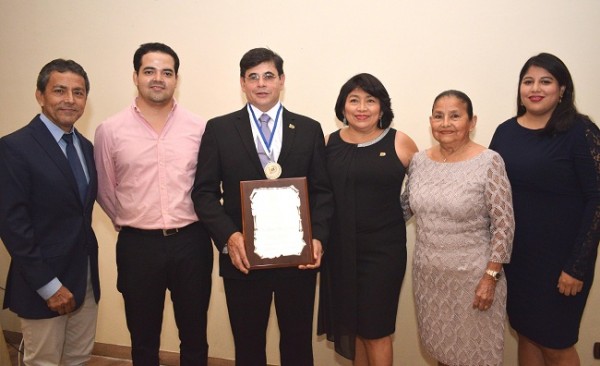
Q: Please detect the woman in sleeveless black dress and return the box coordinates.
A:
[318,73,417,365]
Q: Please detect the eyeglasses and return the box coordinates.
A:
[245,72,278,83]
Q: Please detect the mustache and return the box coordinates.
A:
[149,81,166,88]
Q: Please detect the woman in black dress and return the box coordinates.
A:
[490,53,600,365]
[318,73,417,365]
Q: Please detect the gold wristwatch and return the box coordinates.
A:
[485,269,501,281]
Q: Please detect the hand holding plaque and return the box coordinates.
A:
[298,238,323,270]
[226,232,250,274]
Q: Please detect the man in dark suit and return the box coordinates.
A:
[192,48,334,366]
[0,59,100,365]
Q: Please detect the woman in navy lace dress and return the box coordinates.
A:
[490,53,600,366]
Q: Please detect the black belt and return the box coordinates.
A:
[121,223,195,237]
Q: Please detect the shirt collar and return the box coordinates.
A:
[247,102,282,121]
[133,98,178,116]
[39,113,74,143]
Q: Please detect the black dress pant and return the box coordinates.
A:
[224,270,317,366]
[116,222,213,366]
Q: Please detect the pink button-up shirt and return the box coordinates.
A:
[94,99,206,230]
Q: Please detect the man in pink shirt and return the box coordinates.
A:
[94,43,212,366]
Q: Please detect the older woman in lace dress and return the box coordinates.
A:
[402,90,514,366]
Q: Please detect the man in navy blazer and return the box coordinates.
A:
[193,48,334,366]
[0,59,100,365]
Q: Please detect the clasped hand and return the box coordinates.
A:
[46,286,76,315]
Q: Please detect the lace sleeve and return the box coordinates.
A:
[400,159,414,221]
[485,152,514,263]
[563,119,600,279]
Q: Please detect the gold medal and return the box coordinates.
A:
[264,162,282,179]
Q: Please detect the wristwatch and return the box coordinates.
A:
[485,269,502,281]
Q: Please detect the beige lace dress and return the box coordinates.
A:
[402,149,514,366]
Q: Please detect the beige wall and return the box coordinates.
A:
[1,1,599,365]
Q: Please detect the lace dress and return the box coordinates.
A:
[490,117,600,348]
[402,149,514,366]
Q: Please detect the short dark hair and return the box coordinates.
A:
[37,59,90,94]
[239,48,284,77]
[133,42,180,75]
[432,90,474,120]
[334,73,394,129]
[516,52,578,134]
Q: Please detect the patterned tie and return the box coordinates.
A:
[257,113,272,168]
[62,133,88,203]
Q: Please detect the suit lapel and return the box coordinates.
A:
[278,108,296,164]
[29,117,82,205]
[233,108,267,176]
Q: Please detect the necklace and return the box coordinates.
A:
[440,141,470,163]
[343,126,383,144]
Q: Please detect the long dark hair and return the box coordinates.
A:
[516,53,581,134]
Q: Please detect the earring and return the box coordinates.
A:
[559,95,563,103]
[343,117,348,125]
[378,117,383,129]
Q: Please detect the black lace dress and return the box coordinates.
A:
[490,117,600,348]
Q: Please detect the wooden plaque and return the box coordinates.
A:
[240,177,314,269]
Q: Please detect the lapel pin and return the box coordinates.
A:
[379,152,386,157]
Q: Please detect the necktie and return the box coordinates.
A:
[62,133,88,202]
[257,113,272,168]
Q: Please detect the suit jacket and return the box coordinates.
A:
[0,115,100,319]
[192,107,334,280]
